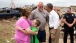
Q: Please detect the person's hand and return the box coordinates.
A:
[51,34,55,41]
[68,24,73,27]
[35,32,38,35]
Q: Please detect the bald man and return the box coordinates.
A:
[29,2,49,43]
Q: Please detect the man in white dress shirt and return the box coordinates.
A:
[45,3,60,43]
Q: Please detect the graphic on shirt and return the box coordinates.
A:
[67,16,68,18]
[72,14,74,17]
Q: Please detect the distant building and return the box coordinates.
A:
[70,5,76,12]
[54,6,68,15]
[60,7,68,14]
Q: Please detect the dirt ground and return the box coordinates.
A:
[45,24,76,43]
[0,19,76,43]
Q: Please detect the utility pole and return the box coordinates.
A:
[9,0,15,8]
[9,0,13,8]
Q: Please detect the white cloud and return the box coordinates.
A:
[0,0,76,8]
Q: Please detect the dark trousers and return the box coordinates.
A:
[49,35,51,43]
[49,27,52,43]
[64,27,74,43]
[37,30,46,42]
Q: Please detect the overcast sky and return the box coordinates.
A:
[0,0,76,8]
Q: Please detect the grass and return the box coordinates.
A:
[0,19,16,43]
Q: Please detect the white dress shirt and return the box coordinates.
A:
[49,10,60,29]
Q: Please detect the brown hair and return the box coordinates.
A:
[35,19,41,27]
[20,8,31,18]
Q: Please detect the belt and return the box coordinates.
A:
[49,27,54,30]
[39,30,45,31]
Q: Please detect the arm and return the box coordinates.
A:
[18,19,38,35]
[53,14,59,34]
[71,18,76,25]
[46,13,49,22]
[17,26,37,35]
[45,10,49,22]
[72,14,76,25]
[63,14,69,25]
[59,19,62,26]
[29,11,35,20]
[16,26,28,34]
[63,18,69,25]
[25,27,38,35]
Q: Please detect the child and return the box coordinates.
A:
[30,19,41,43]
